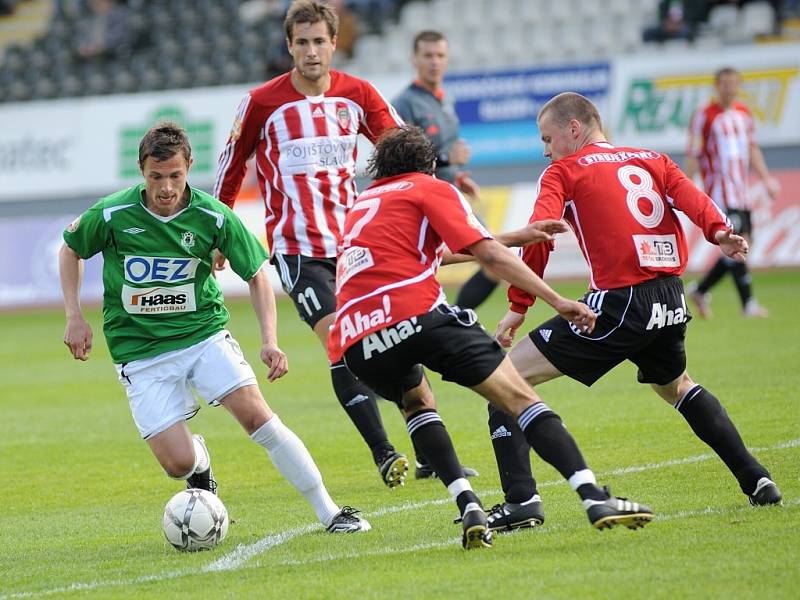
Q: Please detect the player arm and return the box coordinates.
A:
[749,143,780,200]
[505,168,565,314]
[664,158,749,261]
[666,158,730,242]
[213,94,263,207]
[441,219,566,264]
[361,82,405,142]
[468,239,594,345]
[58,243,93,361]
[247,265,288,382]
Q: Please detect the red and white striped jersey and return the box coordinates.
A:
[508,142,730,314]
[688,100,756,210]
[328,173,491,361]
[214,70,404,257]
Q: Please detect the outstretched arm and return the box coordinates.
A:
[59,244,93,361]
[467,239,595,346]
[248,266,288,382]
[441,220,566,265]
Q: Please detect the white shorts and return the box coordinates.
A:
[115,329,258,439]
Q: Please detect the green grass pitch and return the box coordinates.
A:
[1,270,797,599]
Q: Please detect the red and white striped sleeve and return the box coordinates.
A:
[213,92,266,208]
[358,80,405,143]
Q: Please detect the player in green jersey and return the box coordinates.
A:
[59,121,371,533]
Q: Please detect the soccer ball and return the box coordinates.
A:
[163,488,229,551]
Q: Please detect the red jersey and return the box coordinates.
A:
[214,70,404,258]
[509,142,730,314]
[688,100,755,210]
[328,173,491,361]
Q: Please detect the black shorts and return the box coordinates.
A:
[529,276,691,387]
[343,304,506,406]
[273,254,337,328]
[726,209,753,238]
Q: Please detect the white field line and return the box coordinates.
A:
[203,523,319,572]
[268,499,800,568]
[2,438,797,599]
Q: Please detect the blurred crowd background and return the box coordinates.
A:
[0,0,798,103]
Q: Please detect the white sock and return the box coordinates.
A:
[192,435,211,473]
[446,477,472,499]
[519,494,542,506]
[250,415,339,526]
[568,468,597,491]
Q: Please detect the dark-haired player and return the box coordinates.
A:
[329,126,654,548]
[60,121,370,533]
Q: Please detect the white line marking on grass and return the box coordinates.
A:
[204,523,318,572]
[1,526,318,599]
[3,438,796,599]
[256,500,800,568]
[1,572,190,599]
[655,497,800,522]
[604,438,800,477]
[275,538,460,566]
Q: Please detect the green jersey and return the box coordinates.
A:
[63,184,268,363]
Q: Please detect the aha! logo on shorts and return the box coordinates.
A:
[121,284,196,314]
[124,256,199,284]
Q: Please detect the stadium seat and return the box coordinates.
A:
[707,3,740,39]
[399,0,430,31]
[740,1,776,38]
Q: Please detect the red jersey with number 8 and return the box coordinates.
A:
[509,142,730,313]
[328,172,491,361]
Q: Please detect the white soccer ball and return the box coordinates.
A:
[163,488,229,551]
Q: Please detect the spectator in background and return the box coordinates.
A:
[643,0,712,43]
[345,0,399,34]
[330,0,358,61]
[686,67,780,319]
[74,0,133,60]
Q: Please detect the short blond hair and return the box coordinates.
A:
[538,92,602,131]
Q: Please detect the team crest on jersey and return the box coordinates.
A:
[181,231,196,249]
[229,116,243,141]
[66,216,80,233]
[336,107,350,129]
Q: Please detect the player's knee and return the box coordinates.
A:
[653,371,695,405]
[401,383,435,414]
[163,455,196,480]
[240,411,272,436]
[490,385,538,418]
